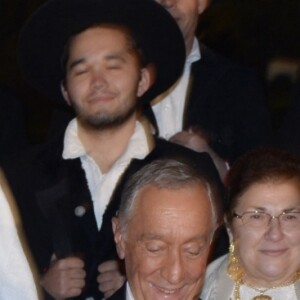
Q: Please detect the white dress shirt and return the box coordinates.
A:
[152,38,201,139]
[126,282,135,300]
[63,119,150,229]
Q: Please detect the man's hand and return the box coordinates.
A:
[40,256,86,299]
[169,128,229,182]
[97,260,126,299]
[169,128,210,153]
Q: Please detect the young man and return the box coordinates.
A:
[2,0,222,299]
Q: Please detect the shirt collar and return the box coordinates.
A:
[112,121,150,166]
[63,118,85,159]
[62,118,150,161]
[186,38,201,66]
[126,282,135,300]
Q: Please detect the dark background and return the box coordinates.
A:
[1,0,300,143]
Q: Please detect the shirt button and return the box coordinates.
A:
[74,206,86,217]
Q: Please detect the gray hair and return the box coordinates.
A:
[118,159,220,234]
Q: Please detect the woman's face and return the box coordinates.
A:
[230,180,300,286]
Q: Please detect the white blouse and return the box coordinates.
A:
[201,255,300,300]
[234,284,297,300]
[0,184,39,299]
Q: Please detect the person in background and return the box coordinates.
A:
[145,0,272,181]
[111,159,222,300]
[202,148,300,300]
[0,169,40,300]
[2,0,222,298]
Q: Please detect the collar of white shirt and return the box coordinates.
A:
[186,37,201,67]
[62,118,150,229]
[151,38,201,139]
[63,118,150,161]
[126,282,135,300]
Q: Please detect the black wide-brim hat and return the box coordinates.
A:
[18,0,185,104]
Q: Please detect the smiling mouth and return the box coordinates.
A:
[260,249,287,256]
[159,287,179,294]
[151,283,183,297]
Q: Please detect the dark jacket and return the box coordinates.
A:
[107,284,126,300]
[145,44,272,163]
[0,85,28,161]
[2,134,222,300]
[275,78,300,157]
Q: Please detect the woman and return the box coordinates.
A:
[202,148,300,300]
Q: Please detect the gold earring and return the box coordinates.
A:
[227,242,243,281]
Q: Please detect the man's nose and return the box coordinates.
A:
[161,250,185,285]
[91,69,107,89]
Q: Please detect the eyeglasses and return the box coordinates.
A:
[233,210,300,230]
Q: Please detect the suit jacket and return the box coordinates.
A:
[2,134,222,300]
[276,78,300,157]
[107,284,126,300]
[145,44,272,163]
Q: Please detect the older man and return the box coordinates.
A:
[111,159,221,300]
[145,0,272,180]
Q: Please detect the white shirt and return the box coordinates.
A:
[0,184,39,300]
[63,119,150,229]
[126,282,135,300]
[152,38,201,139]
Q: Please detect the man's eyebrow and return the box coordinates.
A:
[138,233,210,242]
[139,233,163,241]
[105,52,128,62]
[68,57,86,70]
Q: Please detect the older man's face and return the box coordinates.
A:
[155,0,210,54]
[113,183,215,300]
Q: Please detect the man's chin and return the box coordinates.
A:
[78,106,136,130]
[138,282,197,300]
[78,115,124,130]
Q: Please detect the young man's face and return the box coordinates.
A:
[113,183,215,300]
[61,26,150,129]
[155,0,210,54]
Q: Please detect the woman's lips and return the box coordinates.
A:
[260,248,288,256]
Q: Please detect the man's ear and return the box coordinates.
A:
[137,64,156,98]
[60,81,71,106]
[198,0,210,15]
[112,217,126,260]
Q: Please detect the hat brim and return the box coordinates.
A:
[18,0,185,104]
